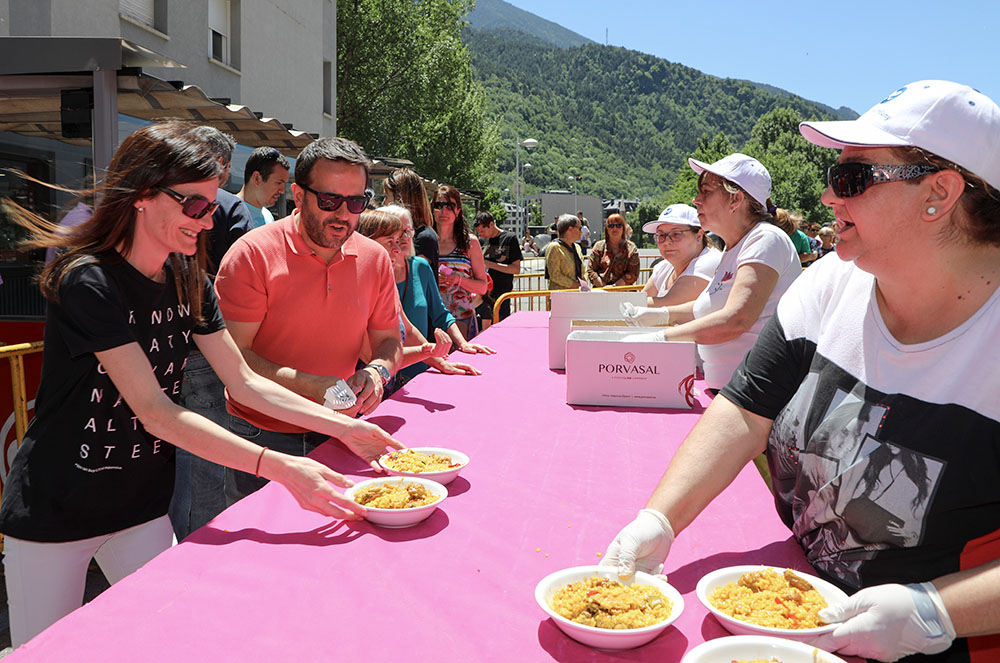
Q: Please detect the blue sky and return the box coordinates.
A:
[503,0,1000,115]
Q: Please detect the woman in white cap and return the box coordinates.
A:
[603,81,1000,663]
[622,153,800,393]
[640,203,721,307]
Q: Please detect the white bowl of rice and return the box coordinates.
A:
[681,635,848,663]
[534,565,684,650]
[378,447,469,485]
[695,565,849,642]
[345,476,447,528]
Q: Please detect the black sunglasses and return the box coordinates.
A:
[300,183,370,214]
[158,186,219,219]
[827,162,939,198]
[432,201,456,211]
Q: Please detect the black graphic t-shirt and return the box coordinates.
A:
[722,255,1000,663]
[483,230,522,295]
[0,255,225,542]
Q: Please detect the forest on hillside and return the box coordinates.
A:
[467,28,844,220]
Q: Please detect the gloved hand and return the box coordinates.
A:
[620,331,666,343]
[811,582,956,662]
[620,302,671,327]
[600,509,675,580]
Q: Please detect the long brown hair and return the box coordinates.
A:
[385,168,434,231]
[433,185,470,253]
[6,121,223,320]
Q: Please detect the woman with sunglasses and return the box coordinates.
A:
[358,205,490,383]
[586,213,640,287]
[605,81,1000,662]
[0,122,402,646]
[432,185,489,339]
[383,168,439,274]
[622,153,800,393]
[641,204,721,307]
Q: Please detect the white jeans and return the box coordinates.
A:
[3,515,175,647]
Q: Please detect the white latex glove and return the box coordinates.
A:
[620,301,671,327]
[600,509,675,580]
[620,331,666,343]
[811,582,956,662]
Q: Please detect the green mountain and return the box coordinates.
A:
[466,0,594,49]
[466,26,853,202]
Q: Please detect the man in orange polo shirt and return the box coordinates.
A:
[215,137,402,502]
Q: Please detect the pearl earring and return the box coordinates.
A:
[137,207,144,212]
[927,206,937,215]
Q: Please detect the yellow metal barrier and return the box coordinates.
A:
[0,340,44,533]
[1,341,43,447]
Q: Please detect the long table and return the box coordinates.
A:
[9,311,829,661]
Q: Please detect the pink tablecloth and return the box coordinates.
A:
[10,311,817,662]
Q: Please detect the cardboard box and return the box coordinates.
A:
[565,329,697,409]
[548,291,648,370]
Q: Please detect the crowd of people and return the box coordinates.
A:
[1,79,998,662]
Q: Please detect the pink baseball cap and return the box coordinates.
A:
[800,80,1000,191]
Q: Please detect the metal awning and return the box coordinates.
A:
[0,37,317,158]
[0,72,316,157]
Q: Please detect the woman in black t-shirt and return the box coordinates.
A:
[0,122,403,647]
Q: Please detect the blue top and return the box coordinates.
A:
[399,256,457,380]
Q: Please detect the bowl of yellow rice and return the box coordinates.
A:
[345,477,447,528]
[534,565,684,649]
[695,566,849,641]
[378,447,469,485]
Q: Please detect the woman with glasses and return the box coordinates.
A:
[357,205,491,384]
[641,204,721,307]
[586,213,639,287]
[383,168,439,274]
[622,153,800,393]
[605,81,1000,662]
[432,185,489,339]
[0,122,402,646]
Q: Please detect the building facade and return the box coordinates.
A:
[0,0,336,139]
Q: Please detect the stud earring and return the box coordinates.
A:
[927,206,937,215]
[137,207,144,212]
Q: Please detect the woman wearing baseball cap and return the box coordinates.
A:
[622,153,800,392]
[639,203,721,307]
[603,81,1000,662]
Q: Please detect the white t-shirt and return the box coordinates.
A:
[648,246,722,298]
[692,221,800,388]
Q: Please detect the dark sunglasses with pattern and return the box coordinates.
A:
[827,162,940,199]
[300,183,370,214]
[158,186,220,219]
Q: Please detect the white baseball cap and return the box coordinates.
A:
[800,80,1000,191]
[688,153,772,208]
[642,203,700,233]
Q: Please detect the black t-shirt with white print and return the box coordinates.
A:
[721,255,1000,663]
[0,254,225,542]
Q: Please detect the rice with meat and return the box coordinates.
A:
[352,481,439,509]
[709,568,828,630]
[381,449,461,473]
[550,576,672,629]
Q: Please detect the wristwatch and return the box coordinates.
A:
[366,363,391,386]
